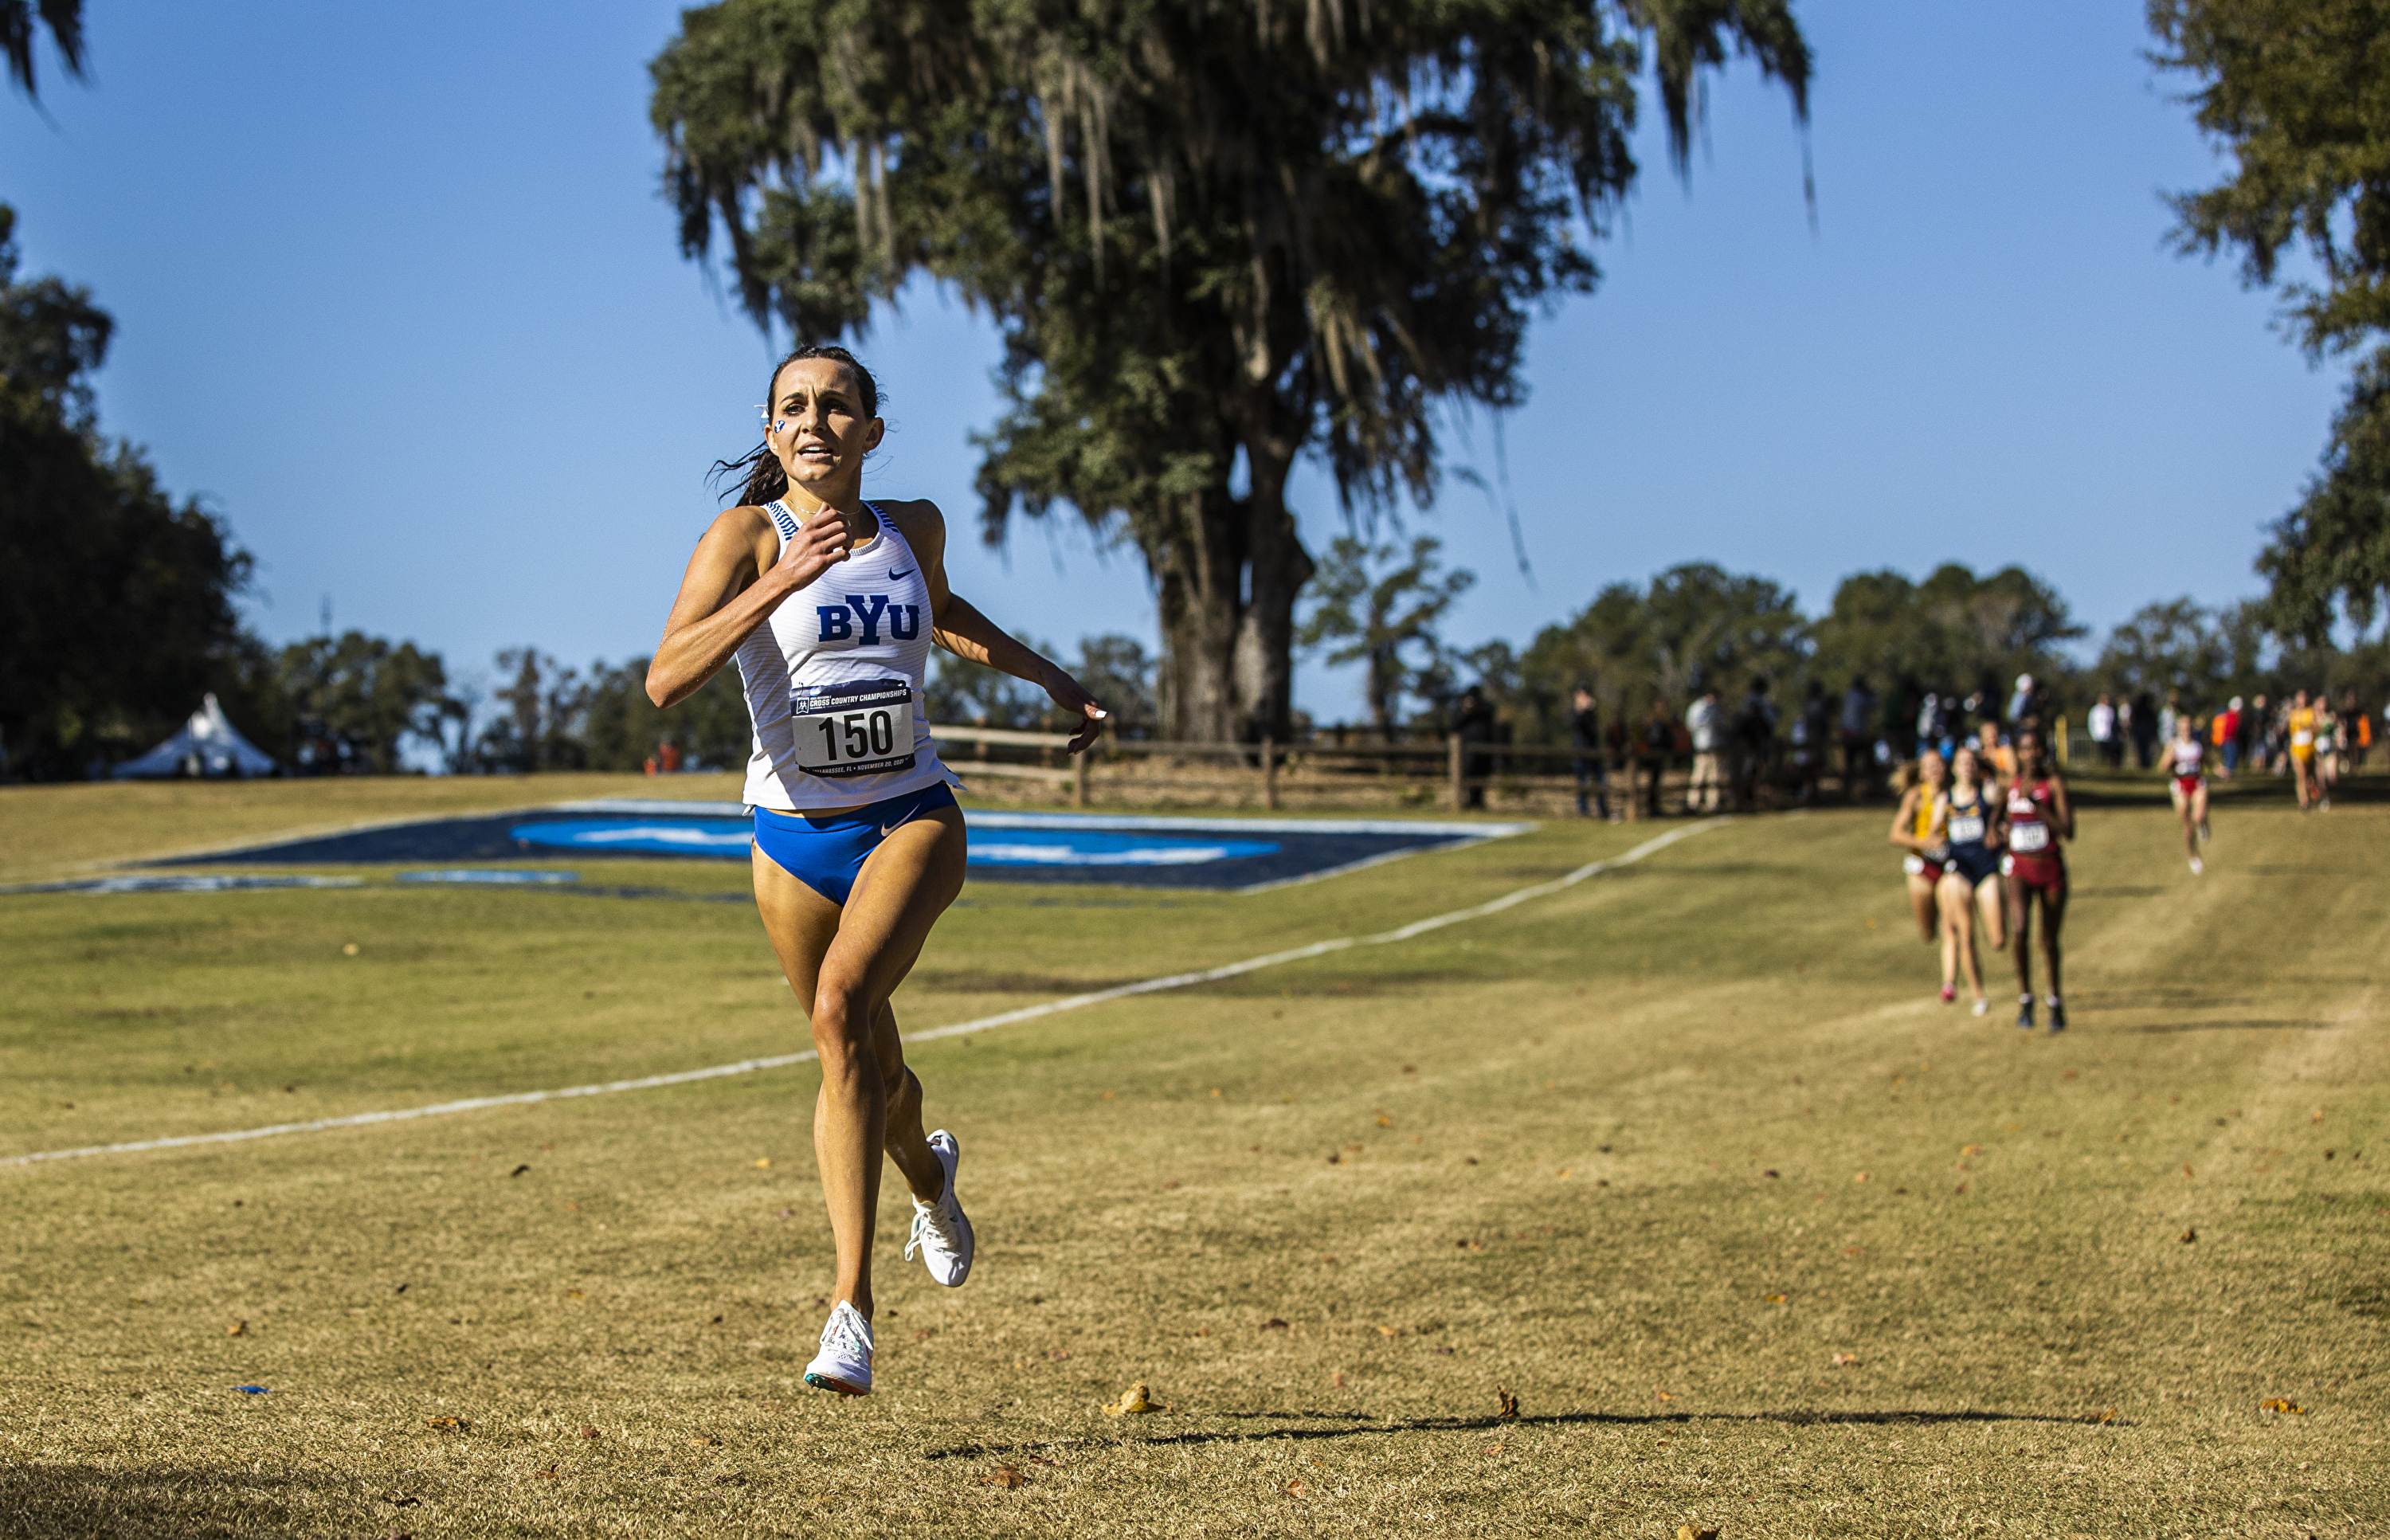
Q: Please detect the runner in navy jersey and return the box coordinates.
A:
[646,346,1107,1397]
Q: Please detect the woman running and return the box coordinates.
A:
[1936,744,2006,1014]
[645,345,1107,1397]
[1889,750,1951,954]
[2286,689,2321,811]
[2168,712,2211,873]
[2002,727,2075,1032]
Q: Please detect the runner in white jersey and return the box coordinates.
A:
[2166,713,2210,874]
[646,346,1107,1397]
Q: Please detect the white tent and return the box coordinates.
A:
[113,693,278,779]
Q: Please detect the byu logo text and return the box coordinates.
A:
[817,594,921,645]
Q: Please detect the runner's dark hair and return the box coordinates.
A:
[710,344,883,507]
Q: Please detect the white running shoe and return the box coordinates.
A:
[1971,997,1989,1017]
[803,1300,873,1397]
[906,1129,975,1287]
[2189,856,2204,875]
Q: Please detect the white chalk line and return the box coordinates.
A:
[2,820,1725,1169]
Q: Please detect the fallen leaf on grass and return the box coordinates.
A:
[1495,1386,1518,1420]
[1261,1318,1290,1330]
[383,1495,420,1507]
[1853,1172,1872,1184]
[1763,1293,1789,1305]
[532,1468,558,1480]
[690,1436,720,1447]
[566,1289,586,1299]
[2098,1407,2118,1424]
[984,1464,1025,1488]
[1376,1114,1393,1127]
[1832,1353,1859,1367]
[510,1164,531,1178]
[425,1417,470,1431]
[753,1158,771,1170]
[1655,1390,1674,1403]
[1762,1169,1780,1179]
[711,1473,747,1487]
[1961,1144,1981,1157]
[1104,1381,1166,1415]
[227,1320,248,1338]
[578,1425,600,1438]
[1283,1479,1308,1497]
[2259,1399,2305,1415]
[1375,1325,1399,1338]
[1330,1372,1346,1389]
[1677,1527,1721,1540]
[1484,1443,1507,1457]
[2180,1228,2198,1244]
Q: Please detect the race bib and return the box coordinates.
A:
[1948,813,1985,844]
[2009,821,2050,854]
[791,678,917,778]
[2293,730,2314,746]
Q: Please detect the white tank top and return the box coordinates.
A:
[735,500,950,812]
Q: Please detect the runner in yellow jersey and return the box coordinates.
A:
[2286,689,2321,812]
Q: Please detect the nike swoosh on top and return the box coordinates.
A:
[888,567,913,580]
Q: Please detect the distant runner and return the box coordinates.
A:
[646,345,1107,1397]
[2286,689,2321,811]
[2169,713,2210,874]
[2003,727,2074,1032]
[1936,744,2006,1015]
[1890,750,1952,960]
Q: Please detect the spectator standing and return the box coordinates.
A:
[2130,689,2159,769]
[1731,678,1779,809]
[1452,686,1496,810]
[2007,674,2035,727]
[2244,694,2270,773]
[1840,676,1879,801]
[1685,686,1724,814]
[2157,692,2180,751]
[1568,684,1610,820]
[1639,698,1675,817]
[2216,698,2243,777]
[2088,693,2118,768]
[1793,680,1832,805]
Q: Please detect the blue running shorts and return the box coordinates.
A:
[751,783,958,906]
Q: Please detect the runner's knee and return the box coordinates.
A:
[810,974,875,1053]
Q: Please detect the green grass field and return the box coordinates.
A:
[2,776,2384,1538]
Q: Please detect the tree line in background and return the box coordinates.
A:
[11,0,2390,778]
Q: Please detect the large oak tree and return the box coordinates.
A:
[2153,0,2390,642]
[651,0,1809,739]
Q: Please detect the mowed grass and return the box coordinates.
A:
[0,779,2384,1538]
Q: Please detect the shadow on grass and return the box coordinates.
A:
[2129,1019,2329,1033]
[927,1405,2125,1460]
[0,1464,357,1540]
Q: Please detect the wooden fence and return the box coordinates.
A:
[928,724,1722,817]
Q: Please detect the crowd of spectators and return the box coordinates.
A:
[1513,672,2383,818]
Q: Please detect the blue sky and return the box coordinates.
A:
[2,1,2345,723]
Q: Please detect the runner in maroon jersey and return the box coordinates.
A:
[2001,727,2075,1031]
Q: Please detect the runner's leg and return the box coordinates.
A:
[2038,880,2067,1003]
[2010,884,2035,999]
[1941,873,1981,1001]
[1908,871,1940,943]
[754,808,967,1321]
[1975,876,2006,951]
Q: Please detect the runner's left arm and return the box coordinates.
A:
[899,500,1110,752]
